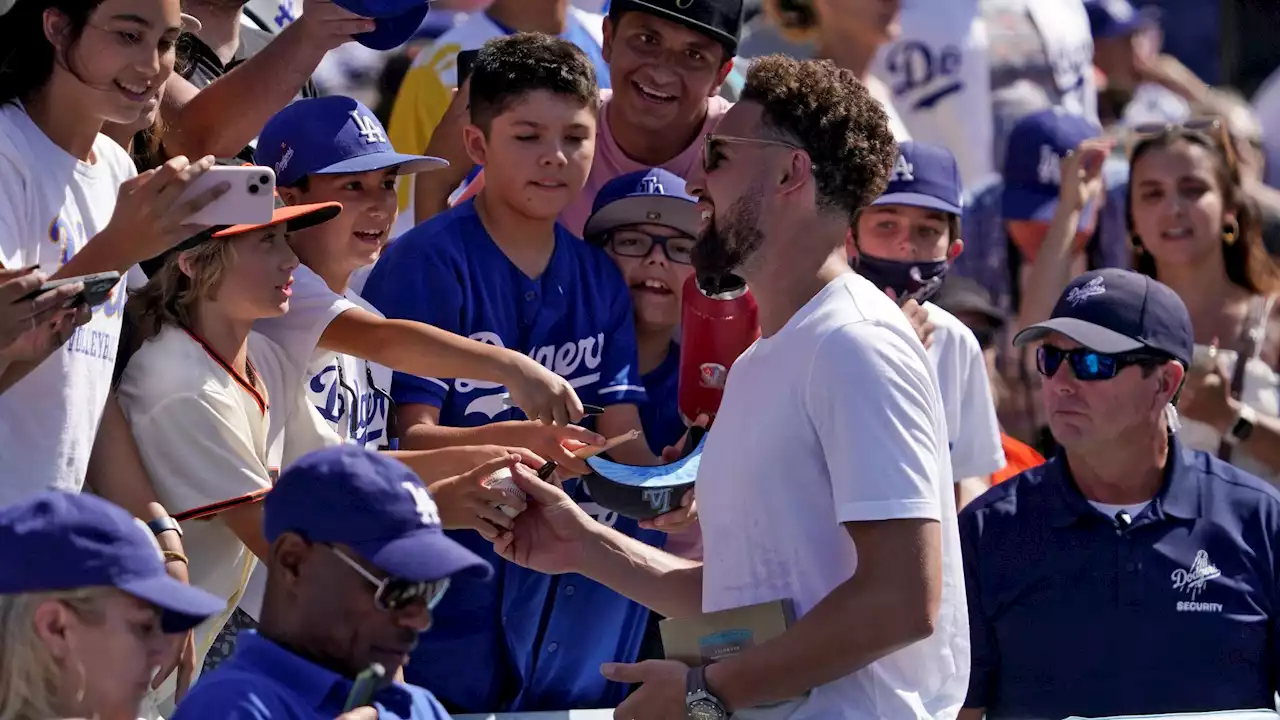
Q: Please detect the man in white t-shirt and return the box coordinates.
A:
[493,55,968,719]
[850,140,1006,510]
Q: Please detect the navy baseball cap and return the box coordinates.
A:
[1085,0,1158,39]
[583,168,700,242]
[330,0,431,50]
[257,97,447,188]
[1001,109,1103,227]
[0,492,225,633]
[1013,268,1193,367]
[611,0,745,55]
[264,446,493,583]
[871,140,963,216]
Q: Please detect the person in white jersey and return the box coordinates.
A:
[850,140,1006,509]
[494,55,968,719]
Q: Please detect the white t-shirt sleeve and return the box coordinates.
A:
[129,390,273,515]
[252,264,358,371]
[951,330,1005,481]
[806,319,944,524]
[0,149,32,267]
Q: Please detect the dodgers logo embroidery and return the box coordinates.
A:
[1066,276,1105,306]
[1172,549,1222,612]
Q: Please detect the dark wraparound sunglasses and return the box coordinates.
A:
[607,229,696,265]
[702,133,810,172]
[328,544,450,612]
[1036,345,1167,382]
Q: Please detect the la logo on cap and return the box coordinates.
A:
[637,175,666,195]
[401,481,441,526]
[1037,145,1062,186]
[890,153,915,182]
[351,110,387,145]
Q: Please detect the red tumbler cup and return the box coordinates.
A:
[678,273,761,424]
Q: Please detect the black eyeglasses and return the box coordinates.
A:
[1036,345,1166,382]
[327,545,450,612]
[607,229,696,265]
[702,133,809,172]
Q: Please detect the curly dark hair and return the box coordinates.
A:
[469,32,599,132]
[740,55,898,220]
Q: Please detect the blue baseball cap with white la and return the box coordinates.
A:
[1084,0,1159,39]
[870,140,964,216]
[256,96,447,188]
[1001,109,1103,227]
[0,492,225,633]
[583,168,701,242]
[264,446,493,583]
[330,0,431,50]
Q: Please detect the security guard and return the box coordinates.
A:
[960,268,1280,720]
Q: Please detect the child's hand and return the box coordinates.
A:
[505,354,587,426]
[506,422,605,477]
[429,455,529,539]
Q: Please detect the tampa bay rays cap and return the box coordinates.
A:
[1084,0,1158,39]
[1001,109,1103,227]
[584,168,701,242]
[329,0,432,50]
[870,140,963,216]
[264,446,493,583]
[257,97,447,188]
[611,0,745,55]
[0,491,225,633]
[1014,268,1193,367]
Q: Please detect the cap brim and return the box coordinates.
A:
[585,433,705,488]
[583,195,701,242]
[1013,317,1144,353]
[312,153,448,179]
[354,2,430,50]
[180,13,202,31]
[213,201,342,238]
[118,574,227,634]
[356,530,494,583]
[612,0,738,52]
[871,192,962,216]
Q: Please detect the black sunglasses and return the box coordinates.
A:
[607,229,695,265]
[1036,345,1167,381]
[327,545,450,612]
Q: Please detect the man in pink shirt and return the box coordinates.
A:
[449,0,743,236]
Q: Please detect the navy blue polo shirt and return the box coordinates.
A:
[960,436,1280,719]
[170,632,451,720]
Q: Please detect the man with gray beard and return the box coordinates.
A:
[491,55,971,719]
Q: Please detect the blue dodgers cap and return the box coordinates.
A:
[1013,268,1193,367]
[583,168,701,242]
[1085,0,1158,39]
[871,140,963,216]
[1001,109,1103,227]
[330,0,431,50]
[256,96,447,188]
[264,446,493,583]
[0,492,225,633]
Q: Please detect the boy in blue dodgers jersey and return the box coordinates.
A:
[850,140,1006,510]
[172,445,510,720]
[361,34,690,713]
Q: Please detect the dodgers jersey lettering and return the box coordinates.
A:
[361,199,661,712]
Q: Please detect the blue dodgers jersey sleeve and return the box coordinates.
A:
[362,199,647,425]
[638,342,685,457]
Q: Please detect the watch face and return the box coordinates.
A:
[688,699,725,720]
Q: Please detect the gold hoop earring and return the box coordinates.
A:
[1224,217,1240,245]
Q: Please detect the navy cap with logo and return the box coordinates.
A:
[0,491,225,633]
[264,445,493,583]
[1001,109,1103,227]
[610,0,745,56]
[583,168,700,243]
[256,97,447,189]
[328,0,431,50]
[1084,0,1158,39]
[871,140,963,216]
[1013,268,1193,368]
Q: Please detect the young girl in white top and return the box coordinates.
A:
[0,0,221,502]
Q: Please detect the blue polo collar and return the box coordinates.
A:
[1046,433,1202,527]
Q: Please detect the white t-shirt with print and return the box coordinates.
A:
[254,264,392,449]
[119,326,339,713]
[925,301,1006,483]
[697,272,968,719]
[0,104,136,504]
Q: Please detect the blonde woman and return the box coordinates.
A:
[0,491,222,720]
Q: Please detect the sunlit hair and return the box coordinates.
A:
[0,588,110,720]
[0,0,107,106]
[1126,128,1280,295]
[126,240,236,348]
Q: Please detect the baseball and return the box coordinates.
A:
[482,466,527,518]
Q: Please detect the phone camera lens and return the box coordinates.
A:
[248,184,259,194]
[260,174,270,185]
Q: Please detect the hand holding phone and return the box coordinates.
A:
[19,271,121,308]
[177,165,277,227]
[456,49,479,86]
[343,663,386,712]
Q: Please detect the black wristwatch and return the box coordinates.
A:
[147,515,183,539]
[686,666,727,720]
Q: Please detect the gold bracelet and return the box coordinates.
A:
[162,550,189,565]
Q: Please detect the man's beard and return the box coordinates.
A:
[691,192,765,280]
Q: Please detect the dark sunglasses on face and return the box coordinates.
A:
[328,544,450,612]
[608,229,696,265]
[1036,345,1166,381]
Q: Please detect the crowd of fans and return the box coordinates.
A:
[4,0,1280,718]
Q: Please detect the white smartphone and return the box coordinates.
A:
[180,165,277,227]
